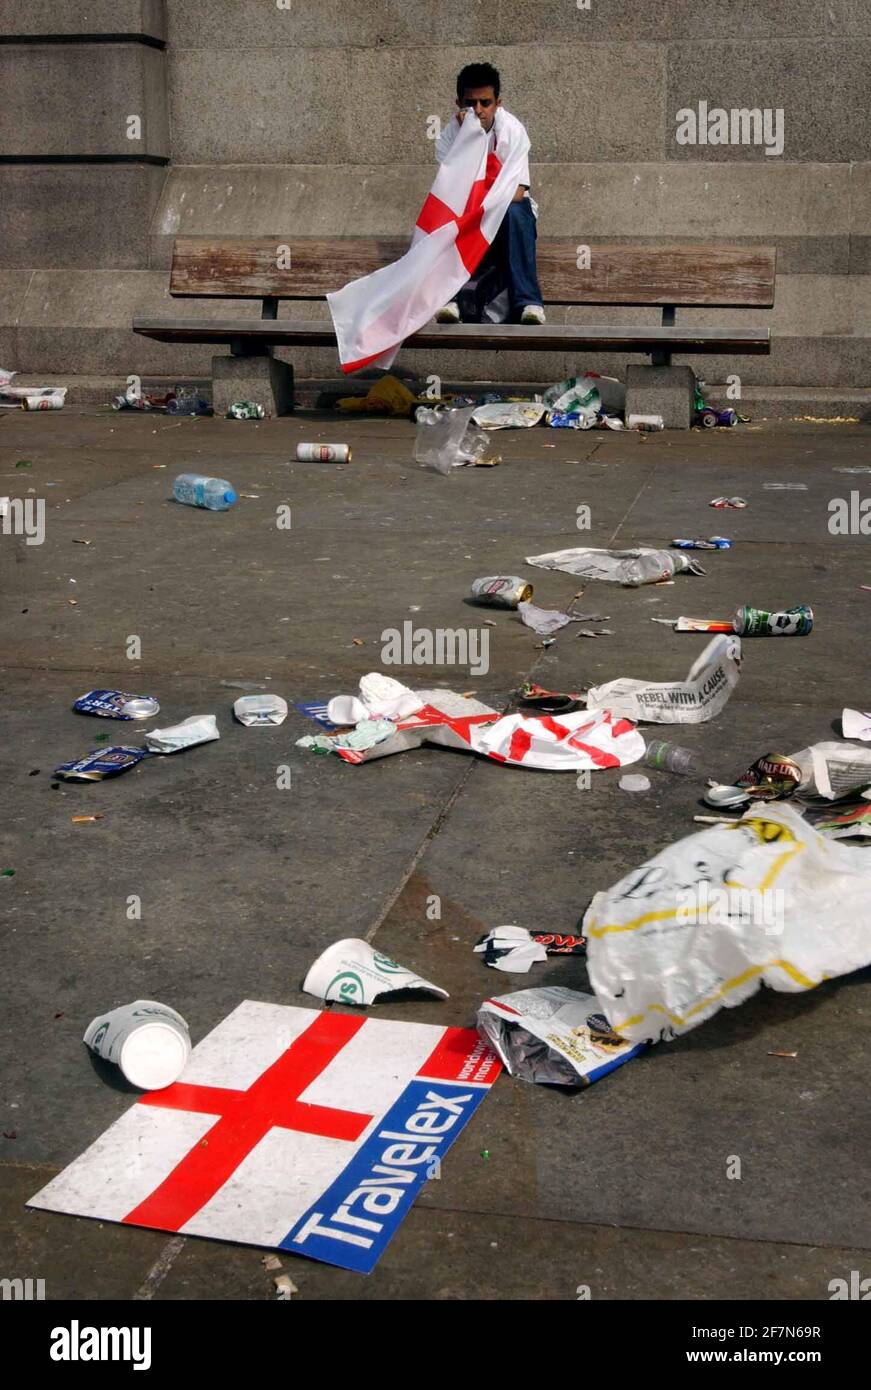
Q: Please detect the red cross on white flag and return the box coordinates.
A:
[328,111,531,373]
[28,1001,501,1273]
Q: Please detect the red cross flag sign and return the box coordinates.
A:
[327,107,531,373]
[29,1002,501,1274]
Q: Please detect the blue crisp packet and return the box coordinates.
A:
[294,700,343,732]
[73,690,159,720]
[54,747,150,781]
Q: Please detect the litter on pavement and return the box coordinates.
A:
[303,938,448,1005]
[30,1002,502,1274]
[584,803,871,1045]
[477,987,648,1086]
[296,673,646,771]
[474,926,549,974]
[145,715,220,754]
[585,634,742,724]
[525,546,705,587]
[83,1000,191,1091]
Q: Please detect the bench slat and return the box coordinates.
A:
[133,317,771,354]
[169,238,776,308]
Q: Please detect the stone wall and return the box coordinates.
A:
[1,0,869,388]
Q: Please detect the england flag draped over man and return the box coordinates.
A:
[328,63,544,373]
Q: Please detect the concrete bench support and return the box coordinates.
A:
[625,364,696,430]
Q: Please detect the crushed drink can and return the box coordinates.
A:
[710,496,747,509]
[54,747,150,781]
[74,689,160,720]
[227,400,265,420]
[83,999,191,1090]
[734,604,814,637]
[22,388,66,410]
[470,575,534,608]
[296,443,353,463]
[671,537,732,550]
[736,752,802,801]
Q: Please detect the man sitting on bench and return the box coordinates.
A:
[435,62,545,327]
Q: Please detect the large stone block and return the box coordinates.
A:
[0,165,167,269]
[625,364,695,428]
[0,1,165,39]
[169,42,664,165]
[504,0,855,42]
[165,0,491,49]
[211,353,294,417]
[534,161,851,240]
[667,40,871,163]
[0,43,168,158]
[147,165,433,266]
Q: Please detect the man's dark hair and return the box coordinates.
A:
[456,63,501,100]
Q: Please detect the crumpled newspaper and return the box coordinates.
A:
[585,635,741,725]
[525,546,703,587]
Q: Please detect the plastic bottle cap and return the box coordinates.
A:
[224,490,237,505]
[620,774,651,793]
[119,1022,190,1090]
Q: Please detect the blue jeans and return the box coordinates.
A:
[456,198,543,323]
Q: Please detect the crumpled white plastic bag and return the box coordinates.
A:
[584,802,871,1044]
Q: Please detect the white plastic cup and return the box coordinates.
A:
[83,1000,191,1090]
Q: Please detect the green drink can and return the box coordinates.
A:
[734,604,814,637]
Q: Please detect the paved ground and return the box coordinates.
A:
[1,406,870,1301]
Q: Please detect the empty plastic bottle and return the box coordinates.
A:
[173,473,237,511]
[643,740,700,776]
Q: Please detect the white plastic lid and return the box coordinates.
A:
[119,1022,190,1090]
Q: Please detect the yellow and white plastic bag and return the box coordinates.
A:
[584,803,871,1044]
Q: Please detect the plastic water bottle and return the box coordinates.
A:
[621,552,677,586]
[644,740,700,776]
[172,473,237,511]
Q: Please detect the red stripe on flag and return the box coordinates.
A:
[416,1027,496,1083]
[538,716,572,741]
[124,1012,373,1234]
[611,719,636,738]
[567,739,621,769]
[416,192,459,235]
[507,728,533,763]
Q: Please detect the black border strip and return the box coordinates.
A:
[0,34,166,49]
[0,154,169,165]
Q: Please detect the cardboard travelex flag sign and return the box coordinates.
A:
[327,109,531,373]
[28,1002,501,1274]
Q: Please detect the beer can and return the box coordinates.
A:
[736,752,802,800]
[296,443,352,463]
[83,999,190,1090]
[23,391,65,410]
[470,575,534,608]
[734,604,814,637]
[671,537,732,550]
[54,746,150,781]
[74,689,159,720]
[227,400,265,420]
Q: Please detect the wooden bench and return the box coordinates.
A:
[134,238,776,425]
